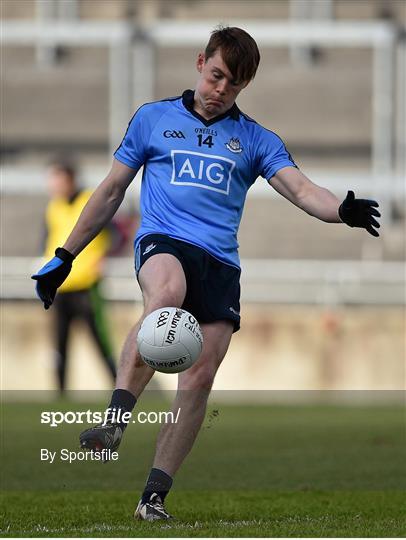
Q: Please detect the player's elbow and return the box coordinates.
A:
[294,183,316,214]
[99,176,126,207]
[298,185,340,223]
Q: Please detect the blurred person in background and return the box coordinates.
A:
[43,159,117,392]
[32,27,381,520]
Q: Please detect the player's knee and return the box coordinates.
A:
[144,283,184,312]
[180,361,217,391]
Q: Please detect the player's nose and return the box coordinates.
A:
[216,80,228,95]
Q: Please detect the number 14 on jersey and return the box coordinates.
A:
[197,134,214,148]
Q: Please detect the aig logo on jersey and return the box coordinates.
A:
[170,151,236,195]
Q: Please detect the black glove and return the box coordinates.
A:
[338,190,381,237]
[31,247,75,309]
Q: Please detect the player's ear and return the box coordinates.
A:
[196,52,205,73]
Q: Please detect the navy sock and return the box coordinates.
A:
[141,468,173,503]
[107,389,137,431]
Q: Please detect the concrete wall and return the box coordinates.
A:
[2,301,403,393]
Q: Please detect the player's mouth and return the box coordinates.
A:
[208,98,224,106]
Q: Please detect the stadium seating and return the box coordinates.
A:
[1,0,404,263]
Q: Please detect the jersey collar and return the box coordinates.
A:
[181,89,240,126]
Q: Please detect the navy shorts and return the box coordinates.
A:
[135,234,241,332]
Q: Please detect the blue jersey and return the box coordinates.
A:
[114,89,296,268]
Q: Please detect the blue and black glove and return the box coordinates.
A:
[338,190,381,237]
[31,247,75,309]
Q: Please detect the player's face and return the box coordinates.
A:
[47,167,75,199]
[194,50,249,119]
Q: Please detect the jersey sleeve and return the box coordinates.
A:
[114,104,152,169]
[252,125,297,181]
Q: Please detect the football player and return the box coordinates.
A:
[32,26,380,520]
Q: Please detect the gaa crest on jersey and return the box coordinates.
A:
[170,150,236,195]
[225,137,243,154]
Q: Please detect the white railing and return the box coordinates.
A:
[2,19,399,176]
[1,256,404,305]
[1,165,404,200]
[2,20,134,156]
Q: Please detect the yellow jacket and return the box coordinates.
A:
[44,190,110,292]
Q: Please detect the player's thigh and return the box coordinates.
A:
[178,319,234,389]
[138,253,187,309]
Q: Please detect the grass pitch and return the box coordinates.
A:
[2,490,405,537]
[1,396,405,537]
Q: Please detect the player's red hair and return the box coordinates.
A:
[205,26,260,84]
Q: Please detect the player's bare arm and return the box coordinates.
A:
[63,159,137,256]
[270,166,342,222]
[32,159,137,309]
[270,166,380,236]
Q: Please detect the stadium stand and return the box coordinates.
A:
[1,0,404,393]
[1,0,405,293]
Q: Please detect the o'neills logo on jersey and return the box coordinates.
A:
[225,137,243,153]
[170,150,236,195]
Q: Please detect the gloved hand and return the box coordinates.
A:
[31,247,75,309]
[338,190,381,237]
